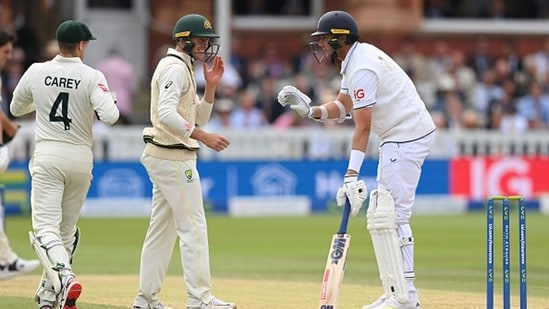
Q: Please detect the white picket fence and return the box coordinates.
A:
[7,121,549,161]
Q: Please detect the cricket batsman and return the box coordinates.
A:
[278,10,436,309]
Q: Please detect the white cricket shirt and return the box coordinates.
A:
[340,42,435,143]
[10,55,119,148]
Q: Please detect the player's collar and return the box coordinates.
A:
[340,42,359,74]
[166,48,193,66]
[54,55,83,63]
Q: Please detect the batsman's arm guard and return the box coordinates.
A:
[366,189,409,303]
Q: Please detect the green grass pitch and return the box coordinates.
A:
[0,211,548,308]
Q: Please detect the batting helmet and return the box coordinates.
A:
[173,14,219,40]
[173,14,220,62]
[309,11,359,63]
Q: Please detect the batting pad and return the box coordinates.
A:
[29,231,62,294]
[366,189,409,303]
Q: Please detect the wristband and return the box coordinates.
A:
[347,149,365,174]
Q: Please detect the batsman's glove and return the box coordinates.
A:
[277,85,313,118]
[336,174,367,216]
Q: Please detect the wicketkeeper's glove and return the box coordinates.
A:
[336,174,368,216]
[277,85,313,118]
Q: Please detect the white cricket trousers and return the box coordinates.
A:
[135,153,212,308]
[376,131,436,293]
[30,141,92,270]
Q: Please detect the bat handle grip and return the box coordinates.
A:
[337,200,351,234]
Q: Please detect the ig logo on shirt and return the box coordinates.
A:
[353,88,365,100]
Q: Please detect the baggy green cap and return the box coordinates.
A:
[56,20,96,43]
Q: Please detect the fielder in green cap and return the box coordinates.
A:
[133,13,235,309]
[9,18,119,309]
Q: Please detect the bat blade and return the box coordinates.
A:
[319,200,352,309]
[318,233,351,309]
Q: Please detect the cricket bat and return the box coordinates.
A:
[318,200,352,309]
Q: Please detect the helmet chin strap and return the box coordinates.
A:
[175,39,196,62]
[330,50,338,64]
[328,35,343,64]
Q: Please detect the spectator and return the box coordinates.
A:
[309,60,339,104]
[1,46,25,116]
[424,39,452,82]
[499,102,528,133]
[306,89,344,159]
[432,73,459,112]
[200,98,235,160]
[41,38,59,61]
[272,108,307,129]
[448,49,477,107]
[204,97,234,132]
[229,35,249,89]
[461,109,482,130]
[486,79,522,130]
[392,37,428,82]
[520,55,541,94]
[249,42,289,80]
[96,48,137,125]
[469,36,493,80]
[527,37,549,83]
[517,81,549,129]
[230,88,267,129]
[499,40,523,78]
[288,73,315,102]
[470,69,504,122]
[431,110,447,129]
[255,76,284,124]
[444,90,467,130]
[292,36,317,75]
[493,57,515,86]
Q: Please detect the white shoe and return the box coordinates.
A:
[0,258,40,280]
[133,303,172,309]
[188,297,237,309]
[366,295,421,309]
[362,295,388,309]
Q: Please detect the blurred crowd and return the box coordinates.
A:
[195,36,549,135]
[3,32,549,135]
